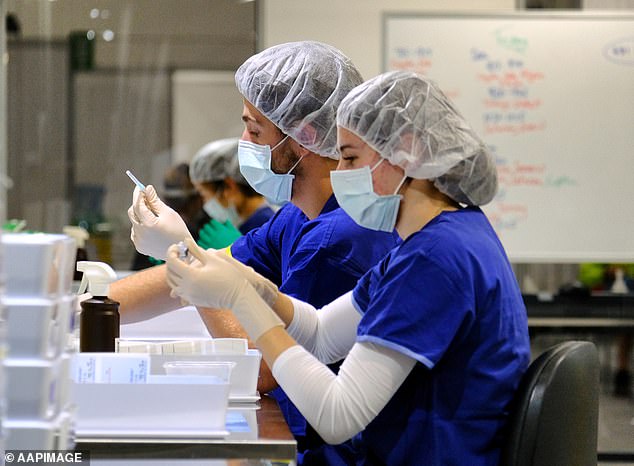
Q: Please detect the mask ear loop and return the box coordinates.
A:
[392,175,408,195]
[287,153,306,175]
[271,134,289,152]
[270,134,304,174]
[370,158,408,195]
[370,158,384,172]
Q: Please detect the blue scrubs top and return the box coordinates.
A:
[239,205,275,235]
[231,195,401,444]
[349,207,530,466]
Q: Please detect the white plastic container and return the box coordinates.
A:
[115,340,161,354]
[57,294,78,336]
[4,411,75,450]
[1,233,76,298]
[73,377,231,437]
[163,361,235,382]
[4,358,62,420]
[202,338,249,354]
[4,297,62,359]
[115,338,261,401]
[57,353,74,411]
[152,350,261,401]
[56,235,78,296]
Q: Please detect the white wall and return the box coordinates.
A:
[171,71,245,165]
[259,0,516,79]
[584,0,634,7]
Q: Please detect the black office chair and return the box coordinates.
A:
[500,340,600,466]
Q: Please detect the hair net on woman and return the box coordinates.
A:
[235,41,363,159]
[189,138,248,186]
[337,70,498,206]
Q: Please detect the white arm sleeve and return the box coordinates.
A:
[286,292,359,364]
[272,341,416,445]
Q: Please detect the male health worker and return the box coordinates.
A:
[113,41,401,454]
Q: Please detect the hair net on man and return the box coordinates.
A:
[189,138,248,186]
[337,70,498,206]
[235,41,363,159]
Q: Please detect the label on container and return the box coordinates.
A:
[72,353,149,383]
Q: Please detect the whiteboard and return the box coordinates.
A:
[384,13,634,262]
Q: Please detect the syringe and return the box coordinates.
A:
[125,170,146,192]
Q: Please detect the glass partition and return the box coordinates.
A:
[5,0,255,268]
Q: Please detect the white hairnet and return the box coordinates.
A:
[189,138,248,186]
[337,71,498,205]
[235,41,363,159]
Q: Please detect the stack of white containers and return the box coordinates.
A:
[0,233,6,460]
[1,233,78,450]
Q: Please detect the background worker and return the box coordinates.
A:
[189,137,275,249]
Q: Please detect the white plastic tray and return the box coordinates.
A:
[73,378,230,437]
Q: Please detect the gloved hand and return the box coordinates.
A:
[128,185,193,260]
[197,219,242,250]
[214,252,279,307]
[166,238,283,341]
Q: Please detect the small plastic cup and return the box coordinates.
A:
[162,361,235,383]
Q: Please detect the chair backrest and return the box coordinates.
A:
[499,340,599,466]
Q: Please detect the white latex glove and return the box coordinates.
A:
[165,238,284,341]
[128,185,193,260]
[214,252,279,307]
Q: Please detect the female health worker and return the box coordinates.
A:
[166,71,531,465]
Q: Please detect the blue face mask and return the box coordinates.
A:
[330,159,406,232]
[203,197,241,227]
[238,136,304,205]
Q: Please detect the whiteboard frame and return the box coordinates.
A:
[382,11,634,263]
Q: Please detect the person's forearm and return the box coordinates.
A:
[110,264,183,324]
[271,341,416,444]
[271,292,295,326]
[257,326,299,369]
[197,307,278,394]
